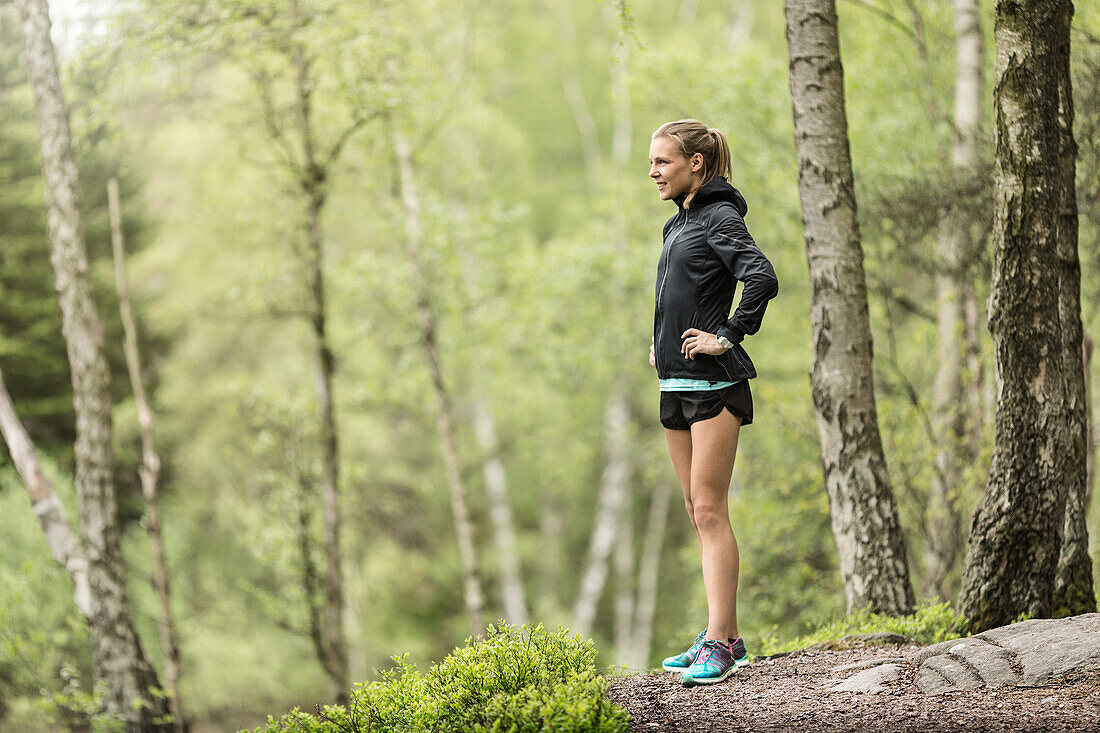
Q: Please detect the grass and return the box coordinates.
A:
[754,600,969,657]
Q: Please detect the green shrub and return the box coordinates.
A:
[756,600,969,656]
[248,623,630,733]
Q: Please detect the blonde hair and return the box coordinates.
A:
[652,119,732,207]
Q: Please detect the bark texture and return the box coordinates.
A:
[15,1,170,727]
[784,0,914,614]
[393,125,485,637]
[960,0,1091,631]
[1053,29,1095,613]
[108,179,186,733]
[0,367,92,618]
[925,0,984,600]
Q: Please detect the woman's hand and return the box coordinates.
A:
[681,328,728,360]
[649,339,656,369]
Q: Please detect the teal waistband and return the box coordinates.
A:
[659,378,738,392]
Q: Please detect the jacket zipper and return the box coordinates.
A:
[655,217,690,375]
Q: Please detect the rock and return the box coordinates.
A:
[917,655,982,694]
[829,663,903,693]
[833,657,908,674]
[977,613,1100,683]
[910,613,1100,695]
[947,639,1019,688]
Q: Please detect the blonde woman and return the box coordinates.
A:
[648,119,778,686]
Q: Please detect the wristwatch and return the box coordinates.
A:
[716,335,734,351]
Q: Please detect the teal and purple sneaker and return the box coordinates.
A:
[681,637,749,686]
[661,629,707,672]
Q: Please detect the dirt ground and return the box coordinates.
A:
[605,645,1100,732]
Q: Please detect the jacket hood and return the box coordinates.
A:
[675,176,748,216]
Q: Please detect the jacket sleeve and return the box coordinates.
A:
[705,205,779,344]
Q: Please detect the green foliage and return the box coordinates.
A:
[248,624,629,733]
[756,601,970,657]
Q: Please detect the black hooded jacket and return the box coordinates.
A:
[653,176,779,382]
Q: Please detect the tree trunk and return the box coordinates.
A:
[0,367,92,618]
[393,125,485,637]
[1052,18,1094,614]
[924,0,984,601]
[14,1,170,727]
[783,0,915,615]
[472,394,528,627]
[624,481,673,670]
[108,179,186,733]
[960,0,1088,631]
[292,41,349,700]
[572,391,630,637]
[613,491,635,664]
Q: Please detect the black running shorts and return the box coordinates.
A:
[659,380,753,431]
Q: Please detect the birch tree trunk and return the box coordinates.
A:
[472,394,528,626]
[1052,15,1095,613]
[0,368,92,618]
[925,0,984,600]
[393,125,485,637]
[613,493,635,663]
[108,179,186,733]
[572,393,630,637]
[624,481,673,670]
[784,0,914,614]
[960,0,1089,631]
[14,1,171,727]
[560,26,637,639]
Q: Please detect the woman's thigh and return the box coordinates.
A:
[664,427,693,501]
[688,407,742,502]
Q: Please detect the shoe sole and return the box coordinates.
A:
[662,663,688,672]
[681,665,739,687]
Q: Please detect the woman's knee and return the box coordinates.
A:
[691,496,730,532]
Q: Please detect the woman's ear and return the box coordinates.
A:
[691,152,703,172]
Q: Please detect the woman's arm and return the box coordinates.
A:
[705,205,779,345]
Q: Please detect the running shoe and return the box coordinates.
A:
[730,636,750,668]
[681,639,739,686]
[661,629,707,672]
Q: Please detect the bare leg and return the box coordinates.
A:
[664,427,698,550]
[689,407,741,641]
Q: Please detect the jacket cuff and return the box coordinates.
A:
[716,322,744,345]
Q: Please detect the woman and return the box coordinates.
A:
[647,119,778,686]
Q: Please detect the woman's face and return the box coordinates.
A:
[649,137,701,202]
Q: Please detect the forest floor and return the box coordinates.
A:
[606,643,1100,732]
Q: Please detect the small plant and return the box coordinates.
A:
[757,600,969,656]
[249,623,630,733]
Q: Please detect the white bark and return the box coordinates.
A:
[472,394,528,627]
[0,368,92,619]
[925,0,984,600]
[572,393,630,637]
[393,124,485,636]
[784,0,914,614]
[625,481,673,670]
[613,493,634,663]
[15,0,170,725]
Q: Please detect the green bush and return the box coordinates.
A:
[757,600,969,656]
[247,623,630,733]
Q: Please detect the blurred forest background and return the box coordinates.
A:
[1,0,1099,730]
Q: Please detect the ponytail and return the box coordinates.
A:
[652,119,733,207]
